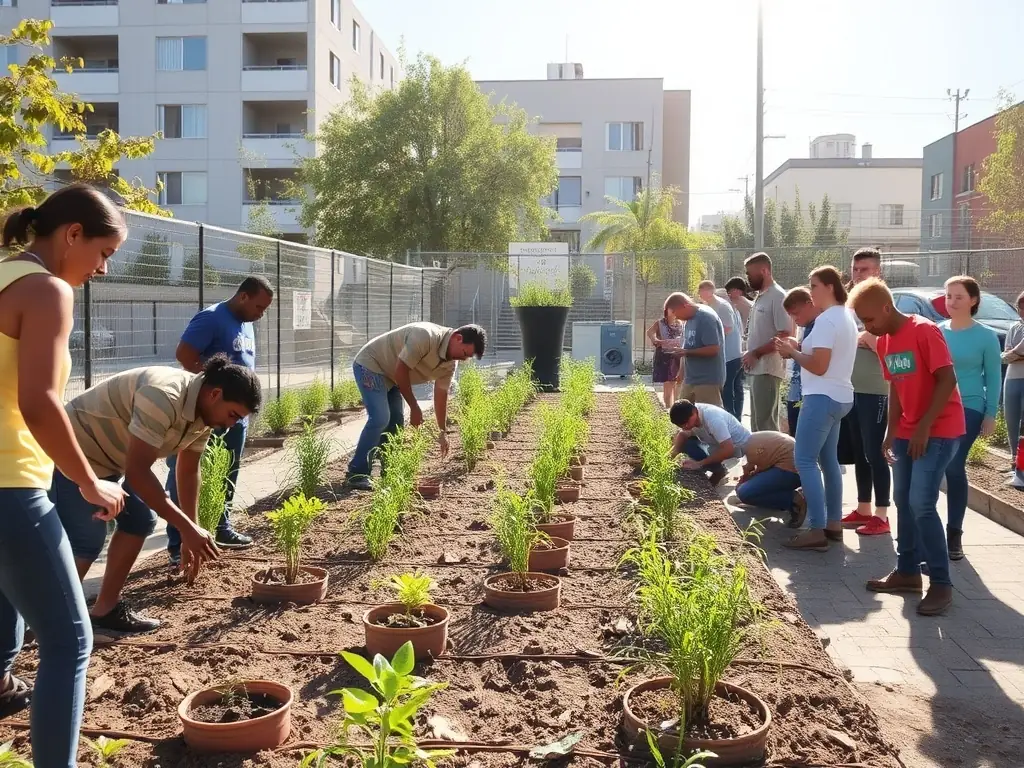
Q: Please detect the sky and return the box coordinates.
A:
[356,0,1024,228]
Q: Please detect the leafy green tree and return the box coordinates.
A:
[568,262,597,300]
[119,233,170,284]
[721,191,845,250]
[0,19,164,214]
[182,250,222,288]
[979,91,1024,244]
[297,53,557,265]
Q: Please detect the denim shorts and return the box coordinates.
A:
[50,470,159,562]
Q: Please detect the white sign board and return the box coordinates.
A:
[292,290,312,330]
[603,254,614,300]
[508,242,569,293]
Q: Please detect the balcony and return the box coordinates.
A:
[550,205,581,224]
[52,35,119,95]
[243,168,302,232]
[556,148,582,170]
[241,32,308,92]
[50,0,119,28]
[51,101,118,146]
[241,100,310,160]
[241,0,308,25]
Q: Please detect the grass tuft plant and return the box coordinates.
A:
[510,281,573,307]
[265,493,324,584]
[454,363,489,468]
[492,481,545,589]
[196,433,234,536]
[330,379,362,411]
[262,390,300,435]
[299,379,331,419]
[291,417,333,498]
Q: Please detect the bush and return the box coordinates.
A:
[330,379,361,411]
[299,380,330,418]
[262,391,300,434]
[510,282,572,308]
[569,263,597,300]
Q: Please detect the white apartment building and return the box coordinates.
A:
[476,63,691,254]
[1,0,397,238]
[764,143,923,250]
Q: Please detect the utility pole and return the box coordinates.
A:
[947,88,970,133]
[754,0,765,250]
[736,175,750,201]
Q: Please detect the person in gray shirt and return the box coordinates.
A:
[742,253,795,431]
[666,292,725,407]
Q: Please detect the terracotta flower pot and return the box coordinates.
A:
[489,430,504,441]
[363,603,450,660]
[528,536,570,571]
[569,465,585,482]
[537,515,577,541]
[627,481,645,499]
[179,680,292,753]
[417,481,441,500]
[570,453,587,467]
[251,566,329,605]
[621,677,771,767]
[555,483,580,503]
[483,572,561,612]
[486,440,496,449]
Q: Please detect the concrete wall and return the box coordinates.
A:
[662,90,691,226]
[920,133,955,252]
[953,113,999,248]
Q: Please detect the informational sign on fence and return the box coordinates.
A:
[507,242,569,294]
[603,254,614,300]
[292,290,312,330]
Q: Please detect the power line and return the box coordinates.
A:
[766,88,997,102]
[948,87,970,132]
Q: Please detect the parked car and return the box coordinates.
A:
[69,325,116,359]
[890,287,1018,349]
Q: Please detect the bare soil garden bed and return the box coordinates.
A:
[1,393,902,767]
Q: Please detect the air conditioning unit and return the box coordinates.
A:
[571,322,603,371]
[600,322,632,377]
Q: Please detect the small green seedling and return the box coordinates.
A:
[197,433,234,537]
[644,730,716,768]
[85,735,131,768]
[300,641,454,768]
[291,417,333,498]
[0,741,32,768]
[384,571,435,615]
[266,493,325,584]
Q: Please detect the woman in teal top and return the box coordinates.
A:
[940,275,1002,562]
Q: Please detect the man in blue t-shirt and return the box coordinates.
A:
[165,276,274,565]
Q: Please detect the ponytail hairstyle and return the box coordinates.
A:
[201,353,263,413]
[2,183,126,250]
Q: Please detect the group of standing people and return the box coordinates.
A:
[662,248,1006,618]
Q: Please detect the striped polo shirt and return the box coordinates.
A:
[65,367,212,477]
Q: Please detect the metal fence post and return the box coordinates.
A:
[276,240,282,400]
[364,260,370,341]
[197,223,205,311]
[330,251,336,390]
[389,262,394,329]
[420,269,425,321]
[83,280,93,390]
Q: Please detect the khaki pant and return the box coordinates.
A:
[749,374,781,432]
[679,383,723,408]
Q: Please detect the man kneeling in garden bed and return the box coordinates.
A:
[669,400,751,486]
[735,431,805,527]
[51,355,262,633]
[345,322,487,490]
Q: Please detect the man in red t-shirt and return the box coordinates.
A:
[848,278,965,616]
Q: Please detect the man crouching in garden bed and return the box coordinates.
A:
[344,322,487,490]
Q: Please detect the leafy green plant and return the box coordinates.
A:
[197,433,233,536]
[569,263,597,300]
[330,379,362,411]
[265,493,325,584]
[993,408,1009,449]
[0,741,32,768]
[492,482,545,589]
[362,483,403,561]
[645,730,716,768]
[300,380,331,418]
[300,642,454,768]
[488,362,536,434]
[510,281,573,307]
[966,437,989,465]
[454,363,490,468]
[291,417,333,497]
[379,571,435,615]
[85,735,131,768]
[262,390,300,435]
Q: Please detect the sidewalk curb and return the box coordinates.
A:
[941,476,1024,539]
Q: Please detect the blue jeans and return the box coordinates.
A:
[786,400,800,438]
[165,422,247,552]
[347,363,405,478]
[722,358,745,420]
[0,488,92,768]
[795,395,853,529]
[944,407,984,535]
[1005,377,1024,460]
[51,470,158,562]
[683,436,741,476]
[736,467,802,511]
[892,436,959,585]
[850,393,891,506]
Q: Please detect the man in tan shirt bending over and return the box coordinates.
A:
[345,322,487,490]
[734,431,806,528]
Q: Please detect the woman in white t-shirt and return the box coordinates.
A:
[775,266,857,552]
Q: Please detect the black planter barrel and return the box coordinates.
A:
[515,305,570,391]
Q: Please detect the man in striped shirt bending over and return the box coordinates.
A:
[50,355,262,633]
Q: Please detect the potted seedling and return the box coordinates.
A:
[511,281,573,391]
[618,532,770,766]
[484,483,562,611]
[179,679,293,754]
[253,493,328,604]
[363,571,450,660]
[328,379,363,422]
[301,641,454,768]
[85,735,131,768]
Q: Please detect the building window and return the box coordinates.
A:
[157,172,207,206]
[379,52,384,80]
[390,65,394,89]
[606,122,643,151]
[556,137,582,153]
[547,230,581,253]
[158,0,207,4]
[0,0,16,7]
[961,163,975,193]
[352,21,361,52]
[930,213,943,238]
[550,177,582,209]
[928,254,940,276]
[959,202,971,227]
[0,45,12,70]
[330,0,340,27]
[156,37,207,71]
[157,105,207,139]
[879,204,904,227]
[930,172,943,200]
[605,176,643,202]
[835,203,851,228]
[329,52,340,88]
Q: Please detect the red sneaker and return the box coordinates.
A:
[841,510,873,528]
[856,516,891,536]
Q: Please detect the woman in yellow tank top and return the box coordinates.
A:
[0,185,127,768]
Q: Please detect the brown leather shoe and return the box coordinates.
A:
[824,528,843,541]
[783,530,829,552]
[866,570,924,594]
[788,489,807,529]
[917,584,953,616]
